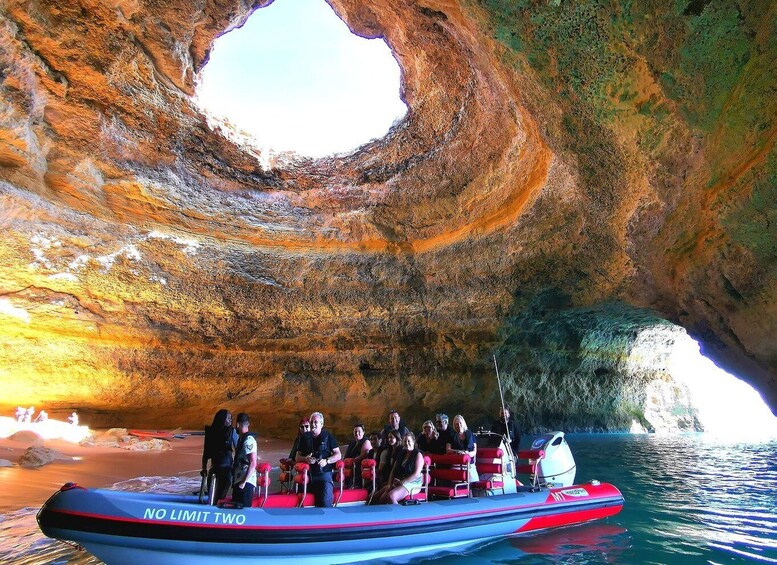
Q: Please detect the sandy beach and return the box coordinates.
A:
[0,432,291,512]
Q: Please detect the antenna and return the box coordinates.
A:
[493,354,511,445]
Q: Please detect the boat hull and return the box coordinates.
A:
[38,482,623,564]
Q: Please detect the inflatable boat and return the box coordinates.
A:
[37,432,624,564]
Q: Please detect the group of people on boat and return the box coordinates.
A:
[201,406,522,509]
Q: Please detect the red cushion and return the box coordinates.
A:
[472,479,504,490]
[478,448,504,458]
[334,488,369,503]
[517,449,544,460]
[429,453,471,465]
[430,468,468,482]
[252,494,299,508]
[428,485,467,498]
[476,462,502,474]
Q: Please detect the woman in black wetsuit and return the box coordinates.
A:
[375,429,401,490]
[343,424,373,488]
[379,431,425,504]
[201,409,239,501]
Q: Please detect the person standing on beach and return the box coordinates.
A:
[232,413,258,507]
[296,411,341,507]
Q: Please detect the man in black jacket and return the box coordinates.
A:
[491,407,521,455]
[296,411,341,507]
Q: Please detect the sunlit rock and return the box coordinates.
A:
[7,430,44,444]
[18,446,68,468]
[121,438,172,451]
[0,0,774,433]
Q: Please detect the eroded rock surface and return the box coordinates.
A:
[18,446,66,467]
[0,0,774,434]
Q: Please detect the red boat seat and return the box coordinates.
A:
[334,459,375,506]
[334,488,370,504]
[278,458,295,493]
[403,456,432,502]
[252,493,301,508]
[427,453,471,499]
[473,448,505,494]
[342,457,356,485]
[517,449,545,488]
[249,462,306,508]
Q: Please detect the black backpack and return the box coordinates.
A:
[204,425,233,468]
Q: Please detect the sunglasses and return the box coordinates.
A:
[300,425,310,429]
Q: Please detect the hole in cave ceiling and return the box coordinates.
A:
[195,0,407,159]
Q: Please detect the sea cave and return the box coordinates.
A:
[0,0,775,438]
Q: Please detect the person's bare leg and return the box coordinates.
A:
[387,485,409,504]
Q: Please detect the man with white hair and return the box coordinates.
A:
[296,411,341,507]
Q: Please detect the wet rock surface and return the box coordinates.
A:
[0,0,774,434]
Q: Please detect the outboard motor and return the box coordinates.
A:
[531,432,576,487]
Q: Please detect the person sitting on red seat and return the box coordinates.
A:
[343,424,372,488]
[375,429,401,491]
[379,432,425,504]
[295,411,341,507]
[417,420,442,454]
[366,431,381,460]
[380,409,410,442]
[288,417,310,460]
[446,414,479,483]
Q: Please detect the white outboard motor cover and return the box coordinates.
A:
[532,431,576,487]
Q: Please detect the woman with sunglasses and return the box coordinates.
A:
[288,417,310,460]
[417,420,441,454]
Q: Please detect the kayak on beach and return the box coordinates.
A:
[128,430,185,440]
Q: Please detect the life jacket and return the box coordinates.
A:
[233,433,250,482]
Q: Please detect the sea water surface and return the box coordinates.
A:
[2,433,775,564]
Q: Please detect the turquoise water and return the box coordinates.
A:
[411,433,777,564]
[2,434,776,564]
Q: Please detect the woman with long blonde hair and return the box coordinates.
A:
[445,414,479,482]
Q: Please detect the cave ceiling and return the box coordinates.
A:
[0,0,775,430]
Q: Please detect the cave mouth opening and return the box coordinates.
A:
[668,334,777,438]
[194,0,407,160]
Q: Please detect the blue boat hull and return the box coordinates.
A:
[38,483,624,563]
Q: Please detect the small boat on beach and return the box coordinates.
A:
[37,432,624,564]
[128,429,185,440]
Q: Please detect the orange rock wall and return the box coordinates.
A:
[0,0,774,434]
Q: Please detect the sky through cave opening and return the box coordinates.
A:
[195,0,407,159]
[668,334,777,438]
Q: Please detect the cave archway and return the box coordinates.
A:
[0,0,774,431]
